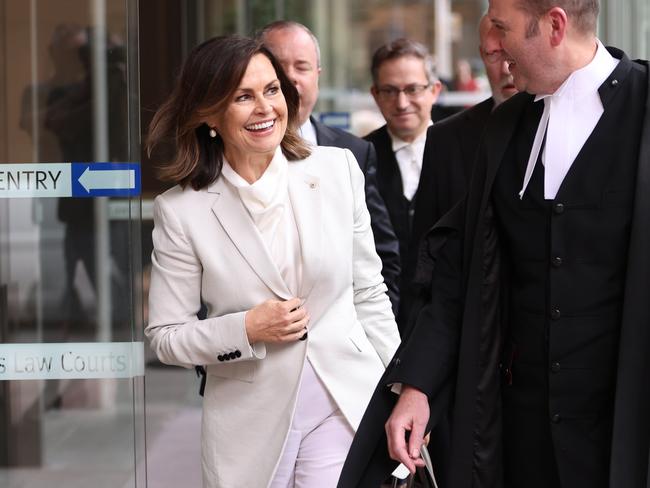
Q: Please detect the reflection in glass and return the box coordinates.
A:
[0,1,144,486]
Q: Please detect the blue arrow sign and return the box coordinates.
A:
[0,162,141,198]
[71,162,141,197]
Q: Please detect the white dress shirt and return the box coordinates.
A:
[519,39,619,200]
[299,119,318,147]
[389,122,433,201]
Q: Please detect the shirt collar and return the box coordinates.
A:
[299,119,318,146]
[389,120,433,153]
[534,39,618,103]
[221,146,288,207]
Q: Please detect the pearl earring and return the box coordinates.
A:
[209,128,217,138]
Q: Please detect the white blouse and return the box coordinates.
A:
[221,147,302,297]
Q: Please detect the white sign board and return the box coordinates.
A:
[0,164,71,198]
[0,342,145,380]
[0,162,140,198]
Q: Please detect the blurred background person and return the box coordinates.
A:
[452,58,479,92]
[43,26,129,336]
[145,35,399,488]
[366,38,442,334]
[259,20,401,314]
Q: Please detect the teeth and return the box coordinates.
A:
[246,120,274,131]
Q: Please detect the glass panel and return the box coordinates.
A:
[0,1,144,487]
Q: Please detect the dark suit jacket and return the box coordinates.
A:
[312,118,401,312]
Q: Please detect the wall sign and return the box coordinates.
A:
[0,342,145,380]
[0,162,140,198]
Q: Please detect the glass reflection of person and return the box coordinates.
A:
[42,25,128,334]
[145,36,399,488]
[19,23,88,161]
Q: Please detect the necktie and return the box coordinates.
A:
[544,95,571,199]
[519,97,551,199]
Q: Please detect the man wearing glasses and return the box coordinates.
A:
[366,39,442,332]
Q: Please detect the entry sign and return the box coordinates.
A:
[0,162,140,198]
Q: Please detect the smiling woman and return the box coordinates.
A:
[146,35,309,190]
[207,54,290,182]
[144,35,400,488]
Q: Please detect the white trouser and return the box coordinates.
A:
[270,360,354,488]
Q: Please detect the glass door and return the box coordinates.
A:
[0,1,145,487]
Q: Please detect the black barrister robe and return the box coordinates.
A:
[338,49,650,488]
[405,97,495,337]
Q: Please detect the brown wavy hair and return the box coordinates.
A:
[146,35,310,190]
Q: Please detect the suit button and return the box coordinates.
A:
[551,362,561,373]
[552,256,563,267]
[394,358,401,366]
[550,308,561,320]
[217,355,224,362]
[228,352,237,360]
[551,413,562,424]
[553,203,565,214]
[235,350,241,358]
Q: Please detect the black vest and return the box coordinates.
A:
[492,63,645,488]
[365,126,419,328]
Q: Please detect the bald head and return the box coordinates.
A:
[479,14,517,106]
[260,22,322,125]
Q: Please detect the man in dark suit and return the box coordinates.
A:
[260,21,401,312]
[339,1,650,487]
[365,39,442,333]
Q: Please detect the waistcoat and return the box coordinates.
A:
[492,63,644,487]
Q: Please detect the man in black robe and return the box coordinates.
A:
[338,1,650,487]
[393,16,519,486]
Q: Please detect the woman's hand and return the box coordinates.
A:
[244,297,309,344]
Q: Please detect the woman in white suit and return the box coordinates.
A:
[145,35,400,488]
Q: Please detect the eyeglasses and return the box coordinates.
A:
[375,83,431,101]
[481,49,505,65]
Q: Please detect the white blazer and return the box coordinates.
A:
[146,146,400,488]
